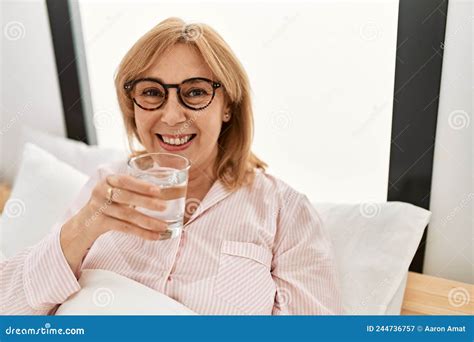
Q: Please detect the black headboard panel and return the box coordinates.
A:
[388,0,448,272]
[46,0,89,144]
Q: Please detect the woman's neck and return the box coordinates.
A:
[186,157,217,202]
[183,166,215,225]
[186,147,218,200]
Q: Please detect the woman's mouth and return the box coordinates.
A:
[155,133,197,152]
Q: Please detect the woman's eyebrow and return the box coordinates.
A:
[140,76,165,82]
[145,76,214,83]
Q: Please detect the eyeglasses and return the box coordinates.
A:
[124,77,222,111]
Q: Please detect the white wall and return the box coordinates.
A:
[1,0,471,283]
[423,0,473,284]
[78,0,399,203]
[0,0,65,184]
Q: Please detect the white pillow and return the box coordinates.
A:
[385,273,408,314]
[56,269,197,315]
[314,202,431,315]
[20,125,127,176]
[0,143,88,258]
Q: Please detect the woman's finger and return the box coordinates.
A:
[103,203,168,232]
[100,214,167,241]
[106,174,161,197]
[102,184,166,211]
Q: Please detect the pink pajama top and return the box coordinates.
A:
[1,161,344,315]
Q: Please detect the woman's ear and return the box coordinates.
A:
[223,111,231,122]
[222,101,232,122]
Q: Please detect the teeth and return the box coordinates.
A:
[161,134,193,146]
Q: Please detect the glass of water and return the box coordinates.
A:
[127,152,191,239]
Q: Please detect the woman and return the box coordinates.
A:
[1,18,343,315]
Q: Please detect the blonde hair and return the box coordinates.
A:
[115,17,267,191]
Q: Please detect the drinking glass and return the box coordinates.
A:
[127,152,191,239]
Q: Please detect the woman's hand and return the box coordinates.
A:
[60,174,168,277]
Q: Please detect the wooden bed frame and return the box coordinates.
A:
[1,183,472,315]
[0,183,10,214]
[402,271,473,315]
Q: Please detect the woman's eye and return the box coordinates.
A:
[186,88,208,97]
[142,88,163,97]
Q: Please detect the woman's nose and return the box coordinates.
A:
[159,91,187,126]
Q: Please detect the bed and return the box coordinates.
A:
[0,135,471,315]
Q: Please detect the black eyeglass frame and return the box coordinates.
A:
[124,77,222,111]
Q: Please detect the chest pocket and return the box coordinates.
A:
[215,240,276,315]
